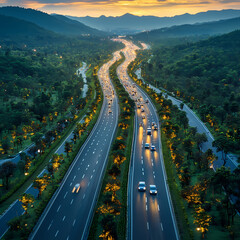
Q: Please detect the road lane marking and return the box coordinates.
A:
[70,182,72,186]
[83,194,85,199]
[161,223,163,231]
[142,172,144,175]
[62,216,65,221]
[64,192,68,199]
[73,219,76,227]
[70,199,74,205]
[93,169,95,172]
[142,160,143,164]
[73,175,76,180]
[48,220,53,230]
[152,163,154,166]
[147,222,149,230]
[82,174,85,179]
[154,175,155,178]
[146,205,148,211]
[158,205,160,211]
[55,230,59,237]
[91,175,93,179]
[78,167,80,170]
[96,161,98,164]
[57,205,61,212]
[146,197,147,203]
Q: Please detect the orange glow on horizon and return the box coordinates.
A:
[0,0,240,17]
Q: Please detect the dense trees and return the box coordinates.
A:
[139,30,240,154]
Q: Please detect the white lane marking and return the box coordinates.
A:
[152,163,154,167]
[64,192,68,199]
[82,158,84,161]
[141,156,143,159]
[161,223,164,231]
[97,143,99,145]
[67,236,69,240]
[93,151,95,154]
[142,160,143,164]
[73,219,76,227]
[146,197,147,203]
[85,153,87,156]
[82,174,85,179]
[57,205,61,212]
[93,169,95,173]
[147,222,149,230]
[83,194,86,199]
[158,205,160,211]
[86,167,88,170]
[91,142,93,145]
[78,168,80,170]
[73,175,76,181]
[62,216,65,221]
[48,220,53,230]
[142,172,144,175]
[142,168,144,172]
[90,175,93,179]
[154,175,155,178]
[146,205,148,211]
[55,230,59,237]
[88,182,90,186]
[96,161,98,164]
[70,182,72,186]
[70,199,74,205]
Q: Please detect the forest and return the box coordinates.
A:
[140,30,240,155]
[0,38,121,157]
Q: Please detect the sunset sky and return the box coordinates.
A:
[0,0,240,17]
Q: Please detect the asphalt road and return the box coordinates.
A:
[29,53,121,240]
[114,39,179,240]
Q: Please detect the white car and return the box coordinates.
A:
[145,143,150,149]
[149,185,157,195]
[72,183,81,193]
[138,181,146,192]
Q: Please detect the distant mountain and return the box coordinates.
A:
[0,6,105,36]
[0,14,52,37]
[134,16,240,41]
[0,14,67,46]
[67,9,240,34]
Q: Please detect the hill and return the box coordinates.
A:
[0,6,105,36]
[67,9,240,34]
[134,16,240,41]
[139,30,240,152]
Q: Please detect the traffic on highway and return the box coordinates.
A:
[114,38,179,240]
[29,51,121,240]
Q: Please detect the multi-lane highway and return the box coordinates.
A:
[29,52,121,240]
[114,39,179,240]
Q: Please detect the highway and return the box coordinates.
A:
[113,39,179,240]
[29,52,121,240]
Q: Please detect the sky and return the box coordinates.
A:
[0,0,240,17]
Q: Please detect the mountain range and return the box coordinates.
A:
[67,9,240,34]
[133,16,240,41]
[0,6,104,36]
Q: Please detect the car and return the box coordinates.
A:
[141,114,145,119]
[108,109,112,113]
[72,183,81,193]
[141,107,144,112]
[138,181,146,191]
[149,185,157,195]
[145,143,150,149]
[145,99,149,103]
[139,122,143,127]
[151,122,155,126]
[151,144,156,151]
[154,124,158,130]
[147,127,152,135]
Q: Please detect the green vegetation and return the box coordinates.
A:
[89,54,135,240]
[128,55,240,239]
[133,30,240,156]
[3,66,104,239]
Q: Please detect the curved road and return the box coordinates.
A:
[29,52,121,240]
[113,39,179,240]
